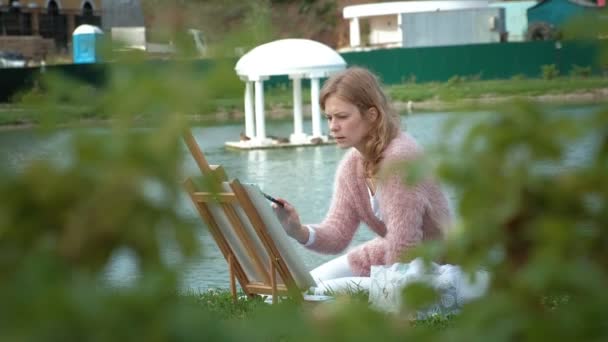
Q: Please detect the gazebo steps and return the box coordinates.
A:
[225,138,336,151]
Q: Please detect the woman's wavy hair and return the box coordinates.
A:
[319,67,401,177]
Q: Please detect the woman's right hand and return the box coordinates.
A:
[271,199,309,244]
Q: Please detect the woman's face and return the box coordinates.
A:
[324,95,372,152]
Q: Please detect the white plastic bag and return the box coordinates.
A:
[369,258,489,317]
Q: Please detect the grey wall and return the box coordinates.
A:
[401,8,506,48]
[101,0,145,30]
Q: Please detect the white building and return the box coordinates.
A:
[343,1,500,49]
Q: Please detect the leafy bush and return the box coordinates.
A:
[510,73,526,81]
[401,74,417,84]
[541,64,560,80]
[570,64,592,78]
[446,75,465,87]
[414,99,608,340]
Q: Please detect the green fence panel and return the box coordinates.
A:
[341,40,604,84]
[557,40,606,75]
[0,67,39,102]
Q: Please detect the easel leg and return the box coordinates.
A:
[271,259,277,304]
[229,255,237,303]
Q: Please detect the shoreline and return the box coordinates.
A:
[397,88,608,112]
[1,89,607,132]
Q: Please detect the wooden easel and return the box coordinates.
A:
[182,129,304,303]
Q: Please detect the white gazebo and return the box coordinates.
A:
[228,38,347,150]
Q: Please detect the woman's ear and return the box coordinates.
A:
[367,107,379,121]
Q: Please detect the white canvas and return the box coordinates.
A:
[205,182,315,291]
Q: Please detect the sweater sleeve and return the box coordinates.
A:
[347,160,427,276]
[304,152,361,254]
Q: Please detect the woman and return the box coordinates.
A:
[273,67,450,282]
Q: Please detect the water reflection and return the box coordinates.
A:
[246,149,269,186]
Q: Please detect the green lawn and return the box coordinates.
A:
[1,76,606,127]
[388,76,608,103]
[190,288,454,328]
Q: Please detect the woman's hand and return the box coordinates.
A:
[271,199,309,244]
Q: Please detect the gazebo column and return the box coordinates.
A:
[243,80,255,139]
[289,74,306,143]
[310,76,322,138]
[253,76,269,141]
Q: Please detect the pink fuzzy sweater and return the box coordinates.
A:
[305,132,450,276]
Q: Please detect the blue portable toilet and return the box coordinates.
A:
[73,24,104,64]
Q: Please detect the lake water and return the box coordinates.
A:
[0,107,596,291]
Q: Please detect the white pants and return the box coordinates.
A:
[309,254,370,295]
[310,253,354,283]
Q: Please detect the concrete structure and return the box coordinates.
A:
[0,35,54,60]
[231,39,346,150]
[401,8,506,48]
[343,1,491,49]
[100,0,143,30]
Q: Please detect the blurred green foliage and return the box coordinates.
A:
[0,1,607,341]
[420,99,608,341]
[541,64,560,80]
[571,64,592,78]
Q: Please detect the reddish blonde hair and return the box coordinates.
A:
[320,67,401,177]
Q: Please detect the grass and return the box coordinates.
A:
[388,75,608,103]
[309,280,370,302]
[1,75,606,128]
[189,288,454,331]
[257,75,608,108]
[186,288,266,320]
[410,313,455,330]
[0,103,41,126]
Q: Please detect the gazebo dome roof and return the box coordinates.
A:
[235,39,346,79]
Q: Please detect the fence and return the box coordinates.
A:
[1,40,606,102]
[341,40,605,84]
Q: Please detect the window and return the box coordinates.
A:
[48,0,59,16]
[83,2,93,17]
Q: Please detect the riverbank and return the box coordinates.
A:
[1,76,607,130]
[190,75,608,123]
[396,87,608,112]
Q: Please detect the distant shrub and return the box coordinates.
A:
[541,64,559,80]
[469,72,483,82]
[403,74,417,84]
[511,73,527,81]
[570,64,592,78]
[446,75,464,87]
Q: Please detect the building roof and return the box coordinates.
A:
[73,24,103,35]
[530,0,601,10]
[235,39,346,79]
[343,0,491,19]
